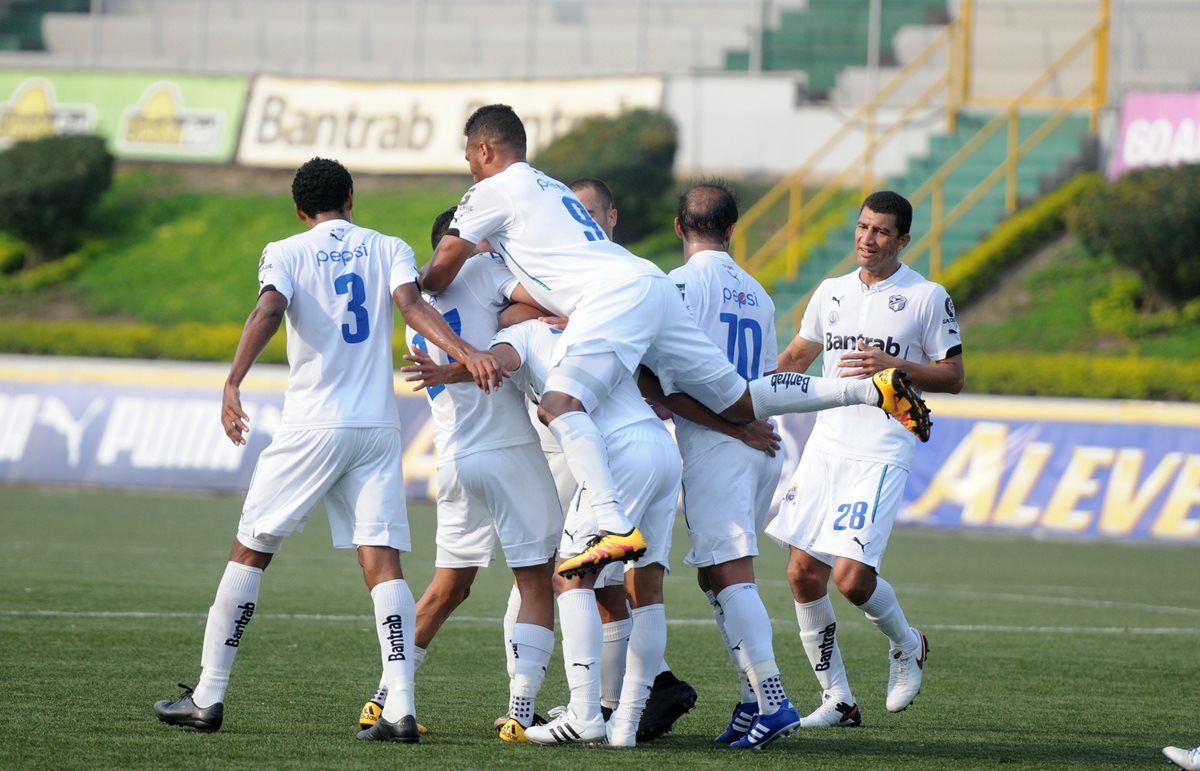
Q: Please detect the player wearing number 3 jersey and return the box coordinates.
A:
[422,105,932,582]
[153,157,497,744]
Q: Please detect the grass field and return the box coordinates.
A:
[2,484,1198,769]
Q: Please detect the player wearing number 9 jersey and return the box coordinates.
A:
[423,105,926,581]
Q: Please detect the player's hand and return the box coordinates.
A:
[538,315,569,330]
[221,383,250,446]
[647,400,674,421]
[401,350,445,391]
[463,349,508,393]
[838,338,900,379]
[737,419,782,456]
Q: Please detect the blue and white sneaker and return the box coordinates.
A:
[729,698,801,750]
[714,701,758,744]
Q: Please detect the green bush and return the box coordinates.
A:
[0,134,114,268]
[1067,164,1200,304]
[967,352,1200,402]
[941,173,1101,307]
[532,109,677,243]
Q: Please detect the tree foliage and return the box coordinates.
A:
[532,109,677,243]
[1067,164,1200,304]
[0,134,114,268]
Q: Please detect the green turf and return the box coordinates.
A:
[2,485,1197,768]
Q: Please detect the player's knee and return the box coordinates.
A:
[787,559,826,600]
[833,568,876,606]
[537,392,584,425]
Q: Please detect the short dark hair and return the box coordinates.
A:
[677,180,739,241]
[568,178,616,211]
[463,104,527,155]
[861,190,913,237]
[291,157,353,218]
[430,206,457,251]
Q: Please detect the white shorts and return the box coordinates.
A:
[681,435,785,568]
[239,426,409,553]
[764,449,908,570]
[548,274,744,414]
[435,443,563,569]
[559,421,681,573]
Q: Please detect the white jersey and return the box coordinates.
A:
[491,320,657,438]
[668,249,779,450]
[257,218,417,430]
[798,263,962,470]
[403,252,539,460]
[450,162,662,316]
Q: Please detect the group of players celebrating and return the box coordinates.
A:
[153,103,964,750]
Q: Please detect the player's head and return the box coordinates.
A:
[676,180,739,246]
[569,178,618,240]
[430,206,457,250]
[291,157,353,222]
[856,190,912,276]
[463,104,527,181]
[860,190,912,237]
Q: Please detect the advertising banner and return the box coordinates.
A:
[1107,91,1200,179]
[1,358,1197,544]
[236,75,664,172]
[0,70,247,161]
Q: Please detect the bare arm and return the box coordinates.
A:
[222,289,287,446]
[401,344,522,392]
[419,234,476,294]
[393,281,508,392]
[499,284,567,329]
[636,367,782,456]
[777,336,823,373]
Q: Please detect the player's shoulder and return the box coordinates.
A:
[895,264,950,301]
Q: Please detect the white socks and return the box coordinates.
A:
[371,579,417,722]
[557,589,603,721]
[193,561,263,708]
[601,617,633,711]
[795,595,853,701]
[611,603,667,746]
[547,412,632,533]
[509,623,555,727]
[706,589,756,703]
[859,577,919,655]
[503,585,521,679]
[749,372,876,420]
[717,583,788,714]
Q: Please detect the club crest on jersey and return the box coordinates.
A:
[828,310,839,326]
[784,484,798,503]
[944,296,956,320]
[888,294,908,312]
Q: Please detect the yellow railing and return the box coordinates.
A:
[736,0,1110,309]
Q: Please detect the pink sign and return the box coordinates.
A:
[1109,91,1200,178]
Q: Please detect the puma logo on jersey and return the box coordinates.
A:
[832,295,844,306]
[853,537,870,552]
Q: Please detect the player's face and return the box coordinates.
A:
[573,188,616,240]
[465,140,484,182]
[855,207,910,278]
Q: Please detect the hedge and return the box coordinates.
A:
[940,173,1103,307]
[967,351,1200,402]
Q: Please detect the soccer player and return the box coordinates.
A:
[358,209,564,744]
[152,157,499,743]
[766,190,965,728]
[653,180,798,748]
[404,319,680,747]
[422,104,931,582]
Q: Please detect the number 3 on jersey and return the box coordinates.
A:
[561,196,606,241]
[334,272,370,344]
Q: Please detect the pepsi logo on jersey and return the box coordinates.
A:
[722,287,759,306]
[315,245,368,266]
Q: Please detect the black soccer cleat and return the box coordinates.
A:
[153,683,224,732]
[636,670,698,742]
[356,714,420,743]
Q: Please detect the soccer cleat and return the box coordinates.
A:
[153,683,223,733]
[556,528,647,579]
[886,628,929,713]
[356,714,420,743]
[524,705,608,745]
[714,701,758,744]
[799,694,862,728]
[872,368,932,442]
[607,716,637,748]
[497,718,528,743]
[494,712,546,731]
[729,698,801,750]
[361,689,427,734]
[637,670,698,742]
[1164,746,1200,771]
